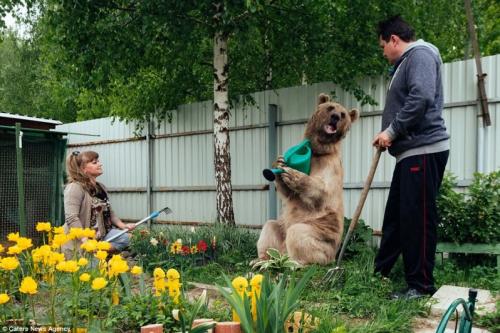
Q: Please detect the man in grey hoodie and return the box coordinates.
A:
[372,16,449,300]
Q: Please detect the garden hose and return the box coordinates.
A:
[435,289,477,333]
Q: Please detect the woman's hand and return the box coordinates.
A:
[124,223,136,231]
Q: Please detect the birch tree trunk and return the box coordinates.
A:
[213,4,235,225]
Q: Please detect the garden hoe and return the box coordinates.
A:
[323,148,382,286]
[105,206,172,243]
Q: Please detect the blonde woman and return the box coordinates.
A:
[62,150,135,257]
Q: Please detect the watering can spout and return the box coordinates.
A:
[263,139,312,181]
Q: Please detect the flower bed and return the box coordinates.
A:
[0,223,218,332]
[131,228,217,270]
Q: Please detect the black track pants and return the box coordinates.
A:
[374,150,449,293]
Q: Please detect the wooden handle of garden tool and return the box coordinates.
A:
[336,148,382,266]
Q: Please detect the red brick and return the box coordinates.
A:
[214,321,241,333]
[140,324,163,333]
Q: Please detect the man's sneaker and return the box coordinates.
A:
[390,288,432,300]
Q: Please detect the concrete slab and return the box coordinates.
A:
[429,285,497,317]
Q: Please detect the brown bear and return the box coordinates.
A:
[257,93,358,265]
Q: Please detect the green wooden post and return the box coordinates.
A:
[436,242,500,274]
[51,138,66,226]
[15,123,27,236]
[268,104,278,220]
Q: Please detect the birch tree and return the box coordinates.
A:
[3,0,490,225]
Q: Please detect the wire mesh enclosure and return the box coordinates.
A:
[0,125,66,243]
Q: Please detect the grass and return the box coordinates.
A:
[130,223,499,332]
[182,248,499,332]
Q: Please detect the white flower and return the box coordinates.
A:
[150,238,159,246]
[190,227,195,233]
[176,238,182,245]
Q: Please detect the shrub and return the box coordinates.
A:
[437,171,499,244]
[341,217,374,259]
[130,223,259,271]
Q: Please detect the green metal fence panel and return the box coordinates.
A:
[0,125,66,242]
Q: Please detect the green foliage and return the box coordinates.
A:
[476,299,500,333]
[437,171,500,244]
[1,1,499,124]
[341,218,374,259]
[106,292,175,331]
[475,0,500,56]
[251,248,300,275]
[130,223,259,272]
[301,252,431,333]
[130,227,217,272]
[434,260,500,292]
[217,268,316,333]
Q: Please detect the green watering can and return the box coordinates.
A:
[263,139,312,181]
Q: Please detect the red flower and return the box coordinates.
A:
[197,240,208,253]
[181,245,191,255]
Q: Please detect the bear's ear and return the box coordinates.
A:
[317,93,330,105]
[349,108,359,123]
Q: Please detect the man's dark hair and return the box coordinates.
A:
[377,15,415,42]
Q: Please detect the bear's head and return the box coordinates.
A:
[304,93,358,154]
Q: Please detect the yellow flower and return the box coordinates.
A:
[97,241,111,251]
[32,245,52,264]
[231,276,248,323]
[16,237,33,251]
[47,252,65,266]
[153,278,166,296]
[108,255,129,278]
[170,240,182,254]
[250,274,264,296]
[153,267,165,279]
[77,258,89,266]
[190,245,198,254]
[168,283,181,304]
[19,276,38,294]
[53,226,64,234]
[7,245,22,255]
[68,227,85,240]
[56,260,80,273]
[250,274,263,320]
[112,291,119,305]
[95,250,108,261]
[36,222,52,232]
[81,239,98,252]
[79,273,91,282]
[0,244,4,253]
[0,293,9,304]
[0,257,20,270]
[166,268,180,281]
[99,260,108,275]
[130,266,143,275]
[232,276,248,295]
[82,228,96,239]
[91,277,108,290]
[7,232,20,242]
[51,234,69,248]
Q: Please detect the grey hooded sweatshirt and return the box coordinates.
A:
[383,39,449,162]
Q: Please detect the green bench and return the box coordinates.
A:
[436,242,500,274]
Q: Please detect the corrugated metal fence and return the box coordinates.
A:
[56,54,500,232]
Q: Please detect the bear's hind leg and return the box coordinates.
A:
[285,223,336,265]
[257,220,286,259]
